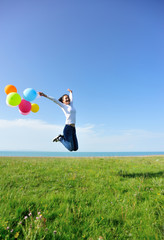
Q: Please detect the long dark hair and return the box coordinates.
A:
[58,94,69,103]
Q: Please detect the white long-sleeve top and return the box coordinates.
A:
[47,92,76,125]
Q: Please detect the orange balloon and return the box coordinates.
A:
[4,85,17,95]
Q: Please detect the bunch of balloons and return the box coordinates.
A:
[5,85,39,115]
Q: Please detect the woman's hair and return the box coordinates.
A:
[58,94,69,103]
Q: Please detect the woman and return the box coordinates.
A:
[38,89,78,152]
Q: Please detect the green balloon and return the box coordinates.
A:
[6,92,21,107]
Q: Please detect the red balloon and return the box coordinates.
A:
[19,99,31,113]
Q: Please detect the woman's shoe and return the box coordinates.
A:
[52,134,63,142]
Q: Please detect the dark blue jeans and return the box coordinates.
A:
[59,125,78,151]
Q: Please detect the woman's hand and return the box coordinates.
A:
[67,89,72,93]
[38,92,47,97]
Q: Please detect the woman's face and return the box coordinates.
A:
[62,95,70,105]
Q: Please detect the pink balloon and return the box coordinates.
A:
[19,99,31,113]
[19,109,31,115]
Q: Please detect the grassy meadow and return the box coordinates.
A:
[0,156,163,240]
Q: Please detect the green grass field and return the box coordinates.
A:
[0,156,163,240]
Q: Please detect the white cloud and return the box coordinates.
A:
[78,127,164,152]
[0,119,163,151]
[0,119,62,130]
[0,119,63,151]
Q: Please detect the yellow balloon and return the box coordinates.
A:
[31,103,39,113]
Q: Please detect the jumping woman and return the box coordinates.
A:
[38,89,78,152]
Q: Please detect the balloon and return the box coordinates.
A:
[23,88,37,102]
[31,103,39,113]
[4,85,17,95]
[19,99,31,113]
[6,92,21,107]
[19,109,31,115]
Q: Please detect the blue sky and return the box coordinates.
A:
[0,0,164,152]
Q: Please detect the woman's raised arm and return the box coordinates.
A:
[38,92,47,97]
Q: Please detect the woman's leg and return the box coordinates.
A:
[59,125,78,151]
[59,125,74,151]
